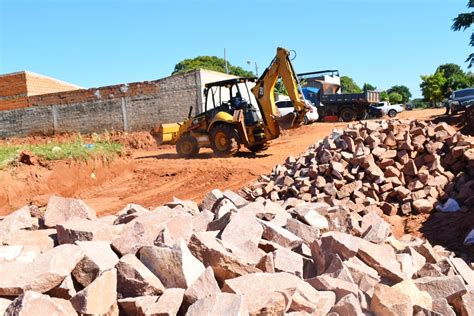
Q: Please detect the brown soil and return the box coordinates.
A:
[6,107,470,255]
[0,121,349,216]
[0,108,446,216]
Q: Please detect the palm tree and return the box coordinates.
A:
[452,1,474,67]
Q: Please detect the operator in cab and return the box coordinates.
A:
[230,92,244,110]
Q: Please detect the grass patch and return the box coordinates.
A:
[0,134,123,169]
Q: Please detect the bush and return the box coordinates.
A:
[410,98,431,109]
[388,92,403,104]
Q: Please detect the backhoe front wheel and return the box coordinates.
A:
[210,124,239,157]
[176,135,200,158]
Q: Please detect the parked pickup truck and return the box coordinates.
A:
[449,88,474,115]
[302,87,380,122]
[370,101,404,117]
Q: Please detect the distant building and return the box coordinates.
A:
[0,71,82,110]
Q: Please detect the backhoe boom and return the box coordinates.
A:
[251,47,308,140]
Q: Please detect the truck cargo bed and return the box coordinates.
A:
[321,91,379,105]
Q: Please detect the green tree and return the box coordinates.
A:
[435,63,473,97]
[380,91,389,101]
[387,85,412,103]
[388,92,403,104]
[452,1,474,67]
[274,80,288,96]
[436,63,464,78]
[362,83,376,92]
[420,71,448,106]
[446,72,474,93]
[172,56,254,77]
[340,76,362,93]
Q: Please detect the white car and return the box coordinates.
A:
[276,100,319,124]
[372,101,404,117]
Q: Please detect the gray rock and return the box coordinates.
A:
[116,254,165,298]
[44,196,96,228]
[186,293,248,316]
[5,291,77,316]
[70,269,117,315]
[139,239,205,289]
[184,267,221,306]
[72,241,119,287]
[0,244,84,296]
[414,275,467,302]
[0,206,38,243]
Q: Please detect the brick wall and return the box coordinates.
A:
[0,72,28,110]
[0,69,235,138]
[0,71,82,111]
[25,71,81,96]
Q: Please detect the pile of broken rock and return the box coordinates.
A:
[247,120,474,215]
[0,190,473,315]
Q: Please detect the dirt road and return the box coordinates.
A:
[0,108,445,216]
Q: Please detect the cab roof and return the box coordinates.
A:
[204,77,257,88]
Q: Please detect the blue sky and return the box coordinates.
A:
[0,0,472,98]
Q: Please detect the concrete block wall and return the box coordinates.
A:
[0,69,236,138]
[0,106,54,137]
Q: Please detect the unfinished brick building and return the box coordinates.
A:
[0,71,82,111]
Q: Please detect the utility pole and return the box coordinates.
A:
[224,48,229,74]
[247,60,258,77]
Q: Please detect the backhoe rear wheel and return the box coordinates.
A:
[210,124,239,157]
[340,108,357,122]
[176,135,200,158]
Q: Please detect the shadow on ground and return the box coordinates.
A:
[430,112,474,136]
[136,152,271,160]
[420,210,474,262]
[417,136,474,261]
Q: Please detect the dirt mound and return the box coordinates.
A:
[111,131,157,150]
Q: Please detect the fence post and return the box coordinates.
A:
[52,105,58,134]
[121,97,129,132]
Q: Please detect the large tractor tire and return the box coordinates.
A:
[176,135,200,158]
[210,124,239,157]
[340,108,357,122]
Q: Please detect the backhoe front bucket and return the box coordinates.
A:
[275,112,303,130]
[150,123,180,146]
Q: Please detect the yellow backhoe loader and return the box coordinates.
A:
[151,47,309,158]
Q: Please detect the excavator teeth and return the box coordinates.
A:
[275,112,301,130]
[277,113,298,129]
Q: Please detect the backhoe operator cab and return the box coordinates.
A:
[173,77,268,157]
[203,78,260,129]
[151,47,309,158]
